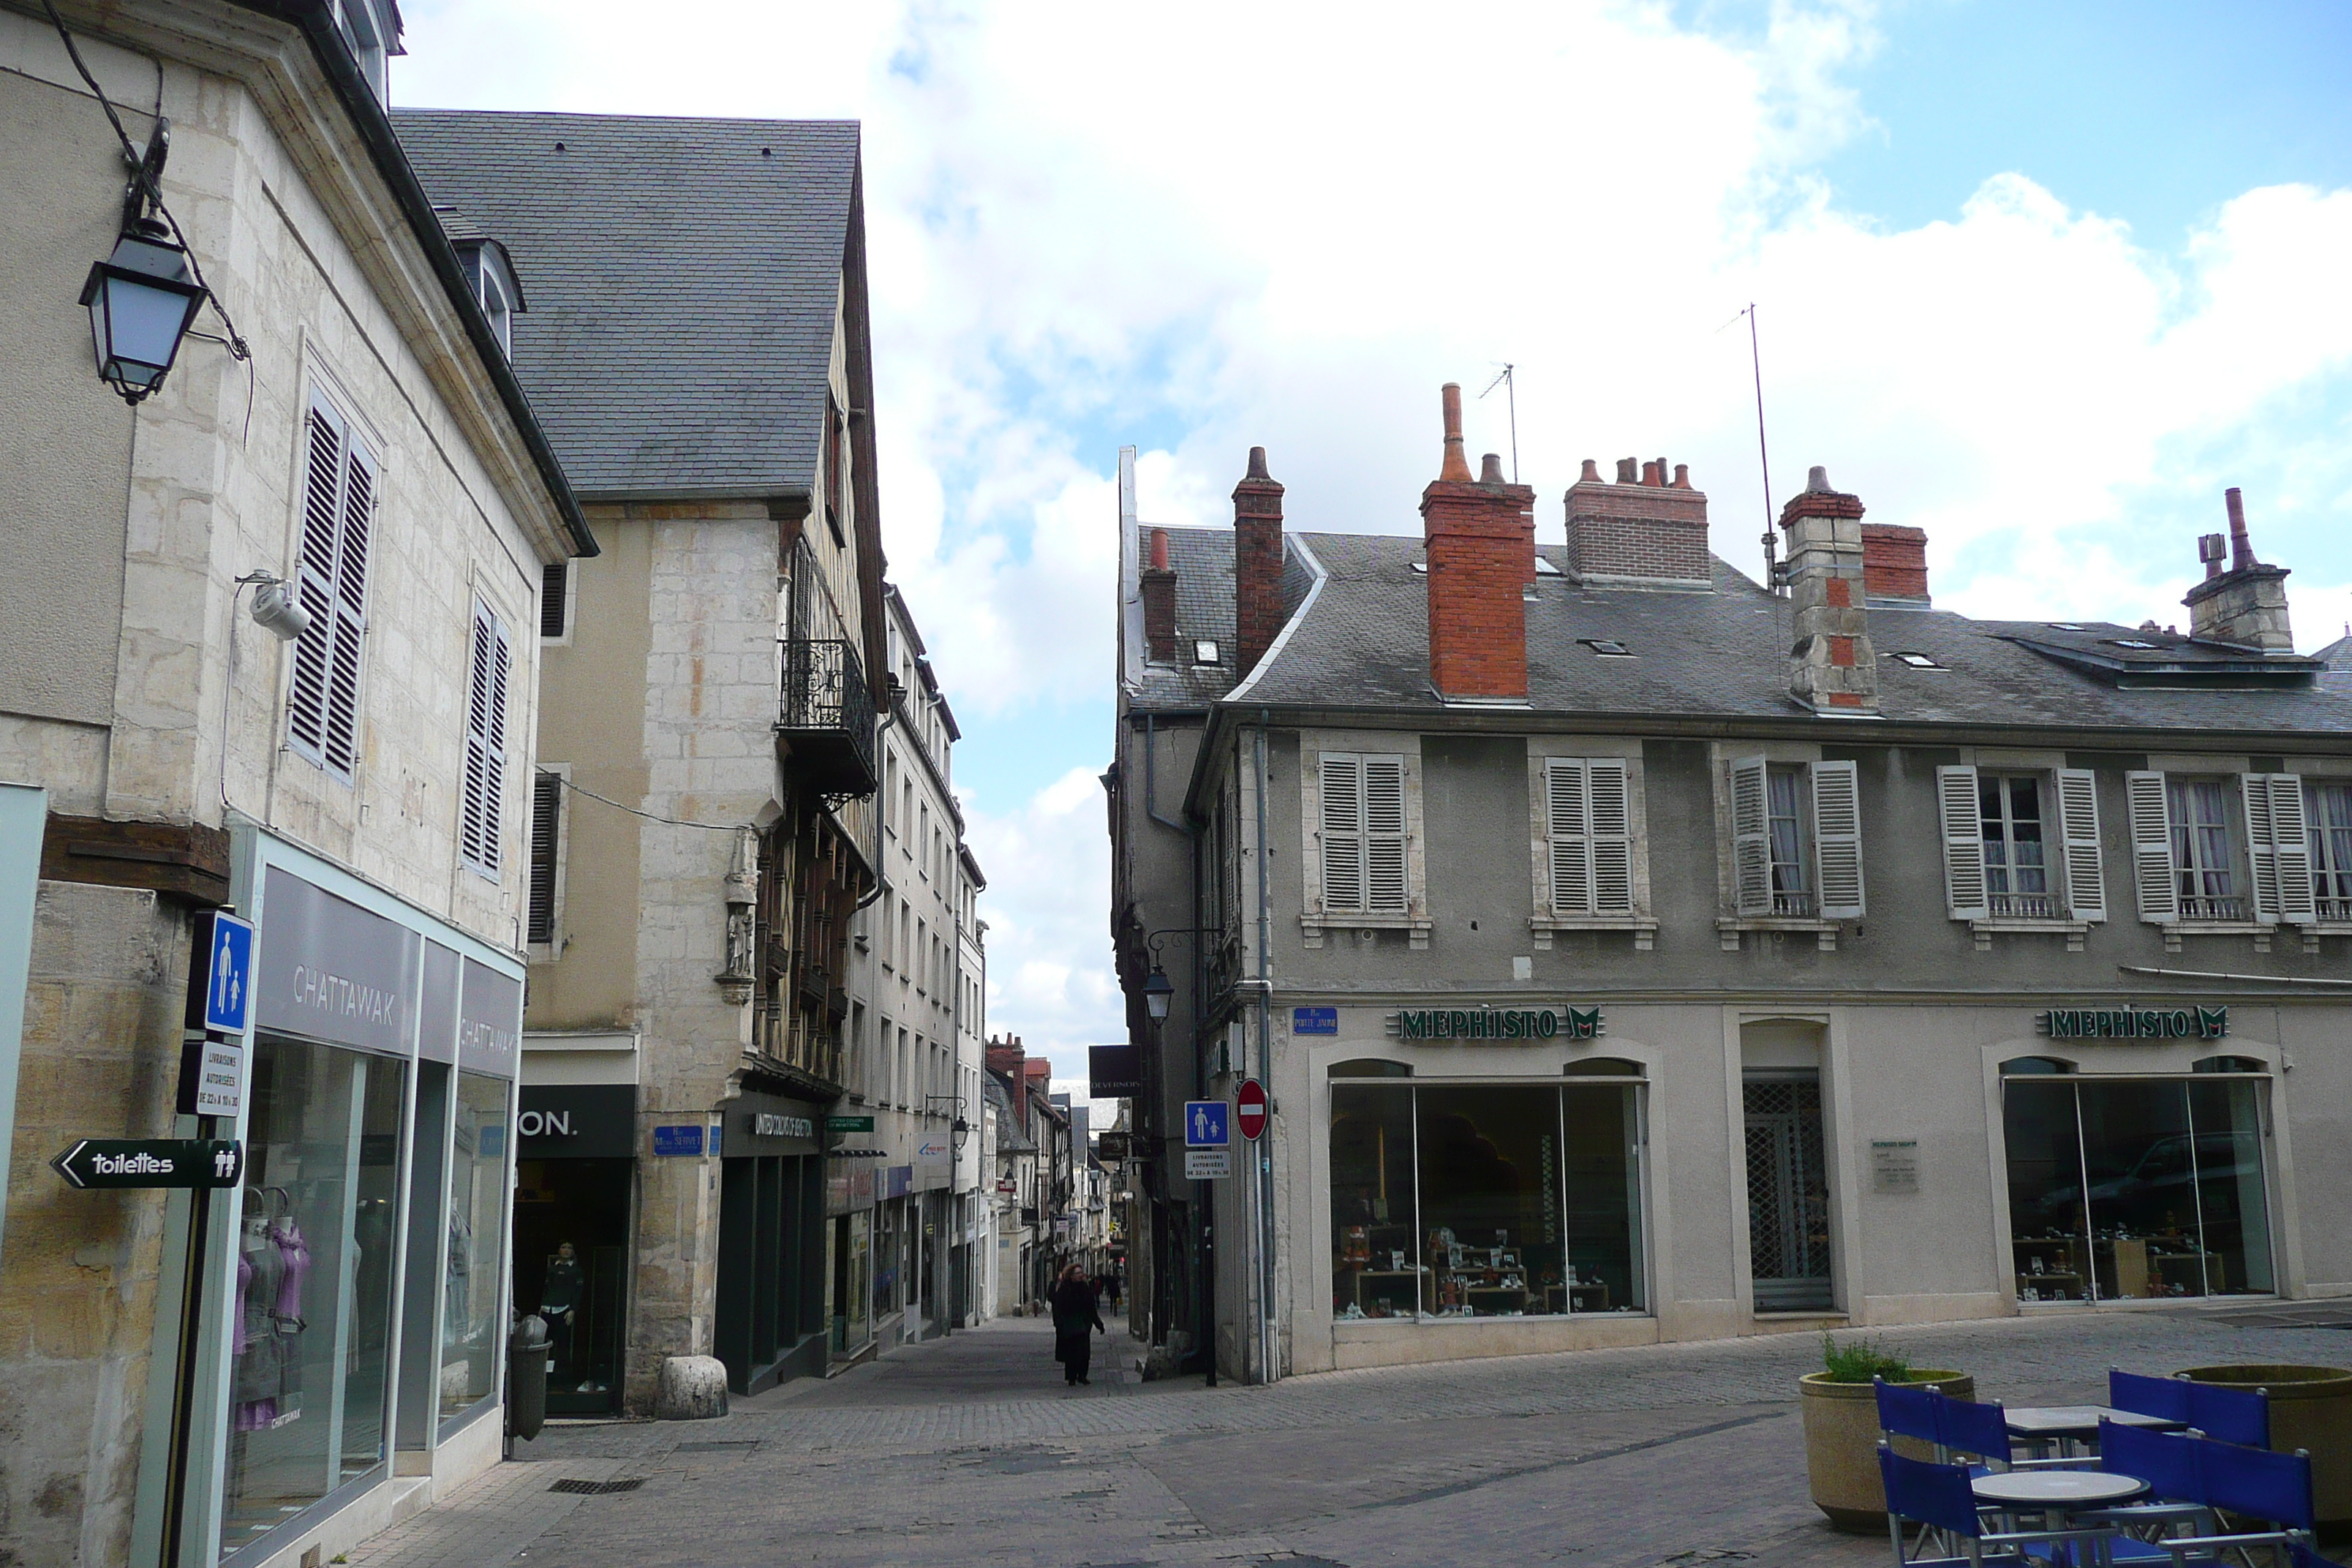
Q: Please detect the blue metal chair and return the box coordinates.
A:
[2110,1369,2193,1426]
[2087,1420,2313,1565]
[1880,1376,1948,1452]
[1878,1447,2119,1567]
[2182,1383,2269,1451]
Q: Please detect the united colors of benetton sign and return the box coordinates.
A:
[1389,1006,1603,1041]
[2037,1006,2228,1041]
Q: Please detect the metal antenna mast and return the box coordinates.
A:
[1741,304,1781,593]
[1480,363,1518,483]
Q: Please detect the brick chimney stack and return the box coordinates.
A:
[986,1034,1027,1120]
[1564,453,1710,586]
[2183,487,2293,651]
[1140,527,1177,663]
[1860,524,1930,606]
[1232,447,1284,677]
[1420,383,1536,700]
[1779,465,1878,713]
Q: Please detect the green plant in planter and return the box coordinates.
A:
[1819,1333,1916,1385]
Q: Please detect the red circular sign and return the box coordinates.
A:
[1235,1079,1268,1140]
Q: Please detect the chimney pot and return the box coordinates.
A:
[1140,527,1177,663]
[1247,445,1270,481]
[1439,383,1472,482]
[1616,457,1638,483]
[1640,460,1662,487]
[1806,464,1833,493]
[2225,486,2254,570]
[1148,527,1169,571]
[2198,532,2227,579]
[1672,463,1690,489]
[2185,488,2293,650]
[1580,459,1600,483]
[1479,452,1505,484]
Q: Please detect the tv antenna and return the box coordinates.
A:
[1722,304,1780,592]
[1479,363,1518,483]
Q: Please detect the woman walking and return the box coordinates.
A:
[1048,1263,1104,1385]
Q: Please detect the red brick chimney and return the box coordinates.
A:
[1140,527,1177,663]
[1421,383,1536,700]
[987,1034,1026,1120]
[1564,454,1710,586]
[1233,448,1284,677]
[1860,524,1930,605]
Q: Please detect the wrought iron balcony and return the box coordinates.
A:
[778,637,878,797]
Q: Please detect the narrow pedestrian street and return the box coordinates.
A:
[345,1304,2352,1568]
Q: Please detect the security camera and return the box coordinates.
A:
[250,578,309,642]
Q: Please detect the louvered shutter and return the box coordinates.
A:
[2055,768,2106,922]
[483,613,510,872]
[323,439,374,774]
[1319,754,1365,913]
[2242,773,2280,920]
[1811,760,1866,918]
[1937,765,1988,921]
[540,561,568,638]
[1588,758,1634,914]
[1730,756,1771,916]
[1365,756,1409,913]
[2125,771,2177,922]
[288,405,344,764]
[1547,758,1591,914]
[2266,774,2315,922]
[527,772,562,943]
[460,603,508,875]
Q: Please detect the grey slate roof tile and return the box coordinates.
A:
[389,110,856,498]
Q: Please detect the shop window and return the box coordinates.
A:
[1728,758,1863,919]
[1330,1083,1643,1323]
[2192,1055,2265,1074]
[2000,1075,2274,1303]
[1327,1058,1411,1079]
[440,1071,511,1424]
[221,1039,404,1554]
[2000,1056,2074,1075]
[2309,780,2352,921]
[1562,1058,1644,1077]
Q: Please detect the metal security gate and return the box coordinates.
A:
[1744,1074,1833,1311]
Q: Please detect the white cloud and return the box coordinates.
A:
[961,765,1115,1085]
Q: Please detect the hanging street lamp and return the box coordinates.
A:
[1142,964,1174,1022]
[78,118,208,406]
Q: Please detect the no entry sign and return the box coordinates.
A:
[1235,1078,1267,1141]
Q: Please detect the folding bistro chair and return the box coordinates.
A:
[1880,1377,1951,1454]
[1878,1447,2119,1568]
[2110,1369,2269,1450]
[2085,1424,2314,1567]
[2111,1370,2195,1427]
[2087,1421,2218,1551]
[1937,1391,2091,1475]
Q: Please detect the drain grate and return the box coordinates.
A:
[548,1477,645,1496]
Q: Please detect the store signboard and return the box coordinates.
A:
[827,1114,875,1132]
[1089,1044,1144,1097]
[418,942,461,1065]
[458,959,523,1079]
[1390,1006,1602,1041]
[519,1085,636,1160]
[1869,1139,1921,1195]
[255,867,420,1055]
[2037,1006,2228,1041]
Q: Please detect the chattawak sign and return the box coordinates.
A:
[2037,1005,2229,1041]
[1390,1006,1603,1041]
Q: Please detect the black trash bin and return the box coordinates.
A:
[509,1313,549,1443]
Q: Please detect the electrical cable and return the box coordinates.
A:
[549,774,745,832]
[41,0,252,363]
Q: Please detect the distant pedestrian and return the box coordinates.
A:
[1049,1263,1104,1385]
[1106,1273,1123,1313]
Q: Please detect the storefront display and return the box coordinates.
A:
[712,1092,823,1392]
[2001,1058,2274,1303]
[1329,1067,1645,1322]
[515,1084,635,1414]
[438,1071,510,1419]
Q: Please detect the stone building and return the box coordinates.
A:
[0,2,589,1564]
[1108,386,2352,1382]
[394,112,890,1406]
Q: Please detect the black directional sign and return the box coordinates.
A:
[51,1139,244,1191]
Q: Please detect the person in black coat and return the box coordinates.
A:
[1048,1264,1104,1385]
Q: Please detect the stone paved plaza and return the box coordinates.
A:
[349,1304,2352,1568]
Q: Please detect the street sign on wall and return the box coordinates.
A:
[1235,1079,1267,1141]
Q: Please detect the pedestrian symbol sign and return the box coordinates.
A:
[201,911,254,1035]
[1183,1100,1229,1148]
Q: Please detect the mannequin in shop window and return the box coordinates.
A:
[540,1241,584,1387]
[233,1188,309,1430]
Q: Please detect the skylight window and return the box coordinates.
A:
[1534,557,1561,576]
[2048,622,2089,632]
[1891,651,1945,669]
[2103,638,2158,651]
[1580,638,1634,658]
[1194,639,1220,666]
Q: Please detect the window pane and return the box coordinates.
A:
[441,1071,510,1420]
[2079,1080,2201,1298]
[1331,1085,1418,1319]
[2002,1079,2092,1303]
[1978,776,2012,894]
[1416,1088,1565,1317]
[1563,1085,1643,1313]
[2188,1079,2273,1295]
[2007,777,2048,894]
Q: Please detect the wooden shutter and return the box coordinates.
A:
[1319,753,1365,913]
[2242,773,2280,920]
[1546,758,1591,914]
[540,561,568,638]
[287,405,344,762]
[1365,756,1408,913]
[324,437,374,774]
[1730,756,1771,916]
[2125,771,2177,922]
[1588,758,1634,914]
[1811,759,1865,918]
[527,772,562,943]
[1936,764,1988,921]
[2054,767,2106,922]
[461,603,510,875]
[2266,774,2315,923]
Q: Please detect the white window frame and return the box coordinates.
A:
[286,386,380,783]
[459,598,513,881]
[2308,777,2352,926]
[1526,741,1656,949]
[1716,749,1862,949]
[1300,736,1428,950]
[1934,762,2106,947]
[2127,764,2302,950]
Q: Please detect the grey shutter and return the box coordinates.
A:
[2054,768,2106,922]
[2242,773,2280,921]
[1937,764,1988,921]
[527,772,562,943]
[461,605,496,871]
[323,436,374,774]
[2267,774,2315,923]
[1364,756,1409,914]
[1319,754,1365,913]
[2125,771,2177,922]
[1588,758,1635,915]
[483,613,511,871]
[540,561,568,638]
[287,405,344,764]
[1547,758,1591,914]
[1811,759,1865,919]
[1730,756,1771,916]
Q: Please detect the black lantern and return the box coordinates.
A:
[951,1115,971,1153]
[1142,964,1173,1021]
[81,222,207,405]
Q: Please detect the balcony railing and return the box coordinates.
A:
[1771,889,1817,917]
[1987,892,2062,919]
[2179,894,2247,921]
[778,637,878,797]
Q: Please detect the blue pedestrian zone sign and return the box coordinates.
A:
[202,912,255,1034]
[1184,1100,1229,1148]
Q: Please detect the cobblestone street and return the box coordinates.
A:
[349,1304,2352,1568]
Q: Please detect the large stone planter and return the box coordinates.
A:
[1801,1371,1974,1532]
[2177,1363,2352,1541]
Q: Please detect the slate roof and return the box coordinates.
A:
[1128,527,2352,736]
[390,110,857,498]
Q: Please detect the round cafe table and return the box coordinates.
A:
[1972,1469,2146,1538]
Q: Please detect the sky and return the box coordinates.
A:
[393,0,2352,1117]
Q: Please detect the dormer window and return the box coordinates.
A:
[332,0,403,104]
[440,221,527,359]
